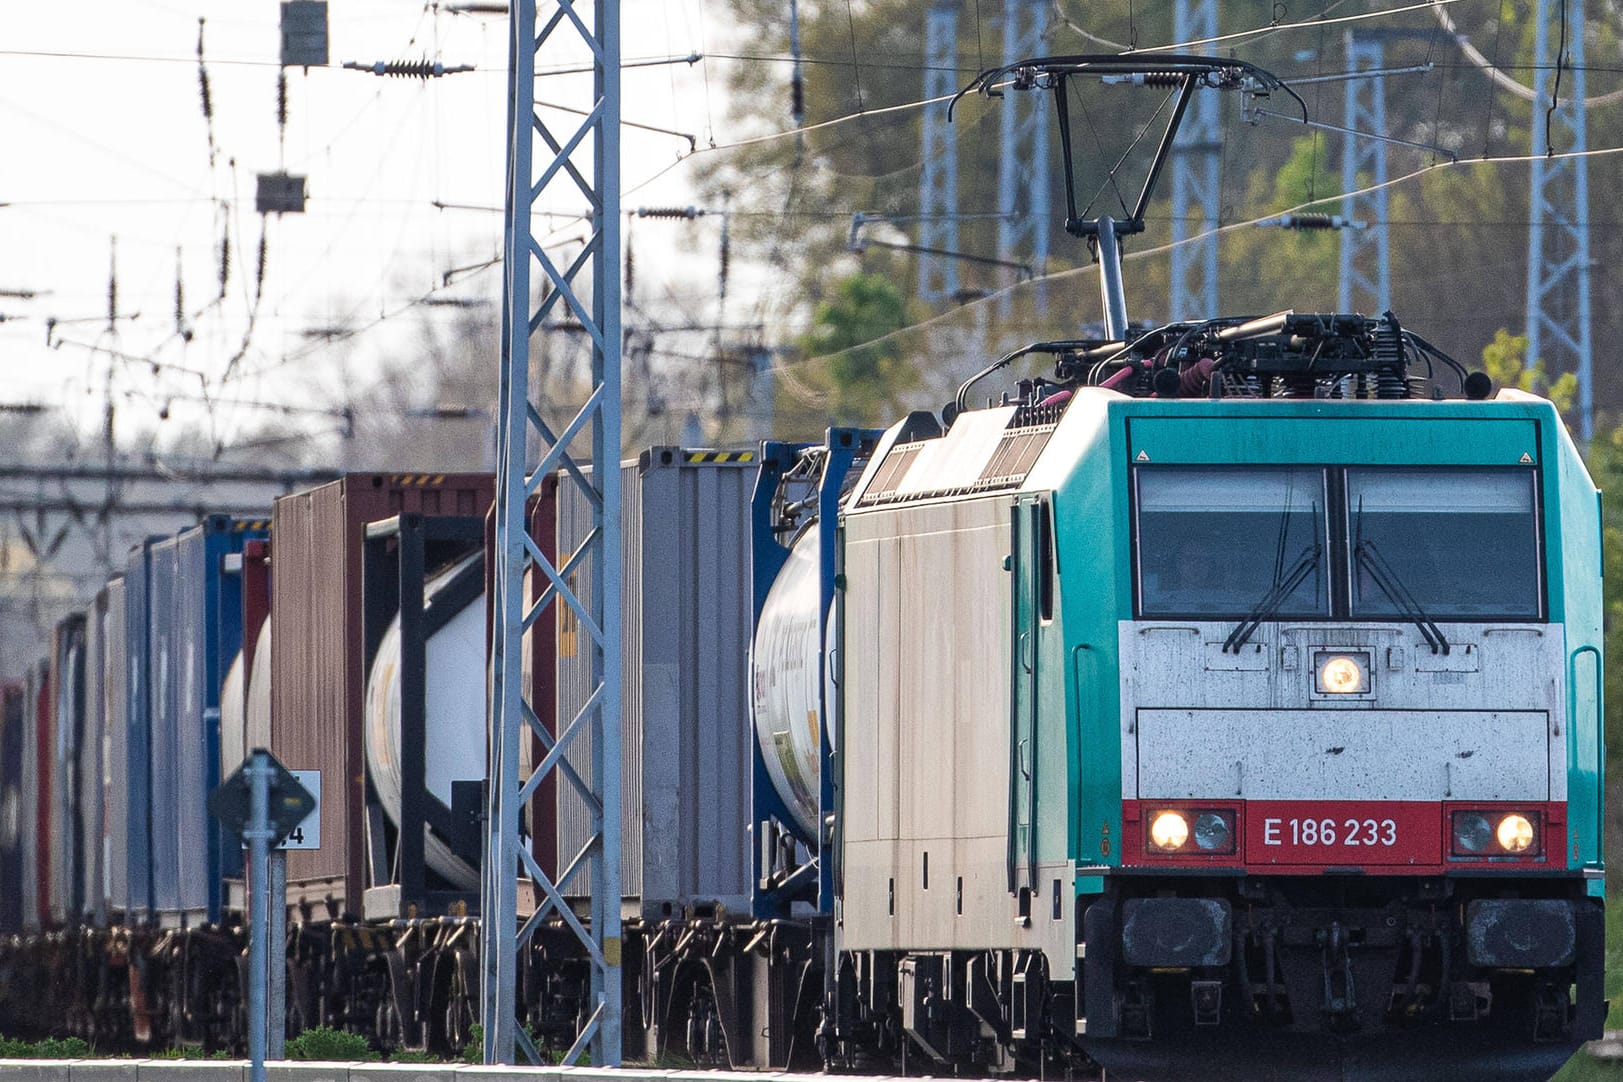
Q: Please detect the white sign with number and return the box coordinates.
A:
[277,770,321,850]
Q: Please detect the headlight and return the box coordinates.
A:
[1316,652,1368,694]
[1452,811,1540,857]
[1192,811,1235,853]
[1452,812,1494,854]
[1496,814,1535,853]
[1149,811,1189,851]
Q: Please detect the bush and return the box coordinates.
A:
[285,1026,373,1061]
[389,1049,438,1064]
[0,1036,91,1059]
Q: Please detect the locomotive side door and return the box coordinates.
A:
[1009,495,1046,896]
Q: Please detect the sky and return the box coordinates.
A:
[1,0,732,454]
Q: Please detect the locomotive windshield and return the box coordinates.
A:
[1133,465,1543,621]
[1135,467,1326,618]
[1348,468,1542,620]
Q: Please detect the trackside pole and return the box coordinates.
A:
[246,751,271,1082]
[269,849,287,1059]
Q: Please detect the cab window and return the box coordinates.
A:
[1135,467,1327,619]
[1347,467,1542,620]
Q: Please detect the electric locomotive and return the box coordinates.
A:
[775,311,1605,1082]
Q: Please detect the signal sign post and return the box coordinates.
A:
[211,750,316,1082]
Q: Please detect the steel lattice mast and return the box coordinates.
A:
[1168,0,1220,320]
[1338,32,1390,315]
[484,0,622,1067]
[918,0,961,303]
[1527,0,1593,438]
[997,0,1048,297]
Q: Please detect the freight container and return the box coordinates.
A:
[556,449,756,918]
[271,474,493,916]
[105,541,160,922]
[148,516,269,925]
[221,539,272,915]
[21,659,48,930]
[48,612,87,924]
[81,591,108,925]
[0,681,24,934]
[482,481,560,896]
[220,539,272,796]
[360,513,488,917]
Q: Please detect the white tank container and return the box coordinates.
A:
[363,555,486,889]
[750,523,833,843]
[220,617,271,780]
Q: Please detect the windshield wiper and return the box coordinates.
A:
[1354,540,1450,654]
[1223,545,1320,654]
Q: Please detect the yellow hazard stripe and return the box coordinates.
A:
[684,451,755,464]
[390,473,450,486]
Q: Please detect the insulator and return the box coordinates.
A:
[637,206,701,219]
[255,232,268,300]
[1141,71,1183,87]
[219,223,231,295]
[196,20,213,119]
[343,58,473,79]
[1284,213,1336,230]
[174,247,185,330]
[277,72,288,130]
[791,73,804,122]
[1376,370,1406,399]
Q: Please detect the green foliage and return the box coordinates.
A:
[1481,329,1577,413]
[153,1046,205,1060]
[1272,135,1340,210]
[460,1023,483,1064]
[285,1025,374,1062]
[0,1036,91,1059]
[798,272,913,424]
[388,1049,438,1064]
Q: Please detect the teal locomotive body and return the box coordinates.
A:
[797,314,1605,1081]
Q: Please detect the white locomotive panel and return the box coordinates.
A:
[1136,708,1548,801]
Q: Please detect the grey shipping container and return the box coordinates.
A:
[271,473,493,916]
[556,449,755,918]
[102,576,132,918]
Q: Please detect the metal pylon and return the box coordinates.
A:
[484,0,622,1067]
[1338,32,1390,315]
[1527,0,1592,438]
[1169,0,1220,320]
[919,0,961,303]
[997,0,1049,302]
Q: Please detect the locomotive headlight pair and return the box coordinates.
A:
[1148,809,1235,855]
[1451,811,1540,857]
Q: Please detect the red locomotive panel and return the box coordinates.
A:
[1245,800,1439,866]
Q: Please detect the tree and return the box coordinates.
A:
[798,271,913,424]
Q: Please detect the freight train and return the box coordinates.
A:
[0,308,1604,1082]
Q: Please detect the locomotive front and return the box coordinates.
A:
[1077,389,1605,1080]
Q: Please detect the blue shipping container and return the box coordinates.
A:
[106,542,158,921]
[148,516,267,923]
